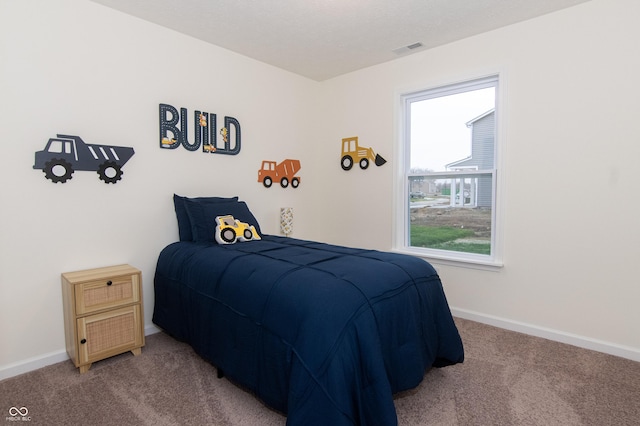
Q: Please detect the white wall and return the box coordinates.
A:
[1,0,639,378]
[313,0,640,359]
[0,0,321,376]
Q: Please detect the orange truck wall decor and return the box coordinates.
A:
[340,136,386,171]
[258,159,301,188]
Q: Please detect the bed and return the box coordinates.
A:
[152,195,464,426]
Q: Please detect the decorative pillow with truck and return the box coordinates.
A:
[215,215,261,244]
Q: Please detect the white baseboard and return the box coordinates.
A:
[0,324,163,382]
[0,350,69,382]
[145,324,162,335]
[3,315,637,382]
[451,307,640,362]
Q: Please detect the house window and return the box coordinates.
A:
[397,75,502,266]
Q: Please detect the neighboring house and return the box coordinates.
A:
[446,109,495,207]
[409,177,437,197]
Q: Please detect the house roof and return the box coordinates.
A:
[466,109,495,128]
[445,156,475,169]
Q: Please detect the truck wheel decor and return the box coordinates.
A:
[43,158,74,183]
[97,161,124,184]
[34,135,135,184]
[341,155,354,171]
[258,159,301,189]
[340,136,386,171]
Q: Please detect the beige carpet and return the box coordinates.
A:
[2,318,639,425]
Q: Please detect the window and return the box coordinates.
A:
[47,139,73,154]
[397,75,502,266]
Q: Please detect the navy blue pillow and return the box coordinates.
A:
[183,199,262,243]
[174,194,239,241]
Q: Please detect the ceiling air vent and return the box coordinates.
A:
[392,42,424,55]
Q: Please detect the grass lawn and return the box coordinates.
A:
[410,225,490,255]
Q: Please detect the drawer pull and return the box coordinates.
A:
[106,280,113,286]
[80,338,87,344]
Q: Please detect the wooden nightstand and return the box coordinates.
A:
[61,264,145,374]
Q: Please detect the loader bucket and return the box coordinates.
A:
[374,154,387,167]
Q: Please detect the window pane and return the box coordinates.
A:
[410,87,494,172]
[407,78,496,257]
[409,177,492,255]
[47,140,64,153]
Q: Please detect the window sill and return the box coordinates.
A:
[392,247,504,271]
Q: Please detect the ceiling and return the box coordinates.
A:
[89,0,591,81]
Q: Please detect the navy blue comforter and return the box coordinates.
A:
[153,235,463,425]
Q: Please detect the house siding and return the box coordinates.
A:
[473,113,494,208]
[448,111,494,207]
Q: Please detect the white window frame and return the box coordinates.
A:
[393,74,504,269]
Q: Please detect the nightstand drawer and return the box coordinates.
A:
[75,274,140,315]
[77,305,143,365]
